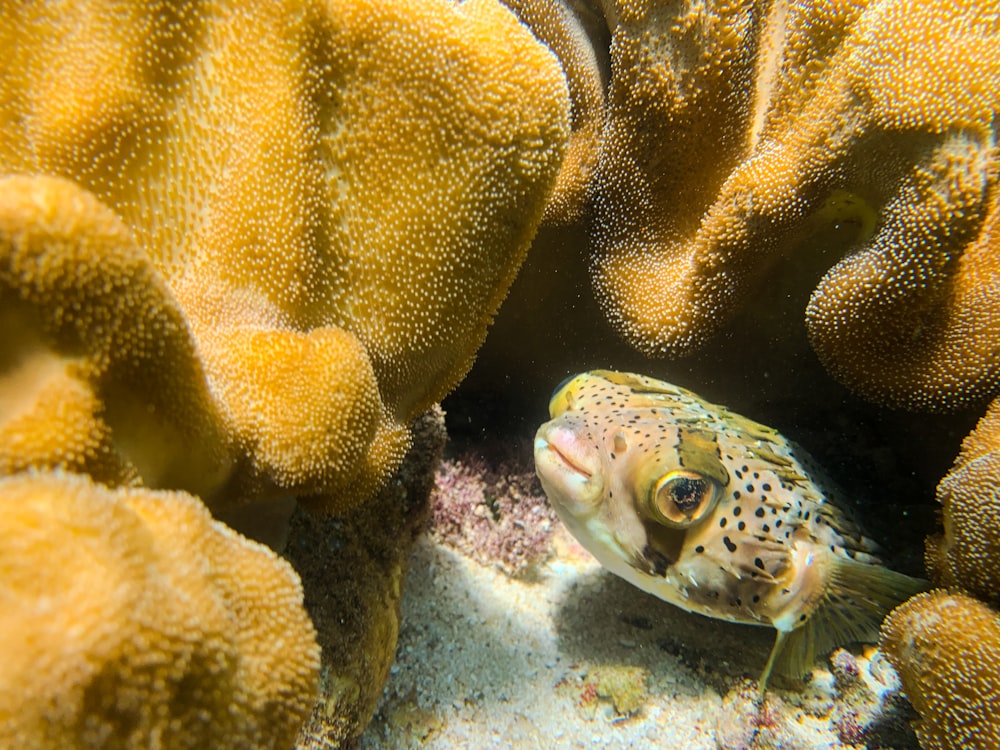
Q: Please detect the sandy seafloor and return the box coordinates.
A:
[359,525,921,749]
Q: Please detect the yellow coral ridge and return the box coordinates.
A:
[0,175,235,496]
[0,0,569,507]
[502,0,607,225]
[926,397,1000,603]
[881,590,1000,750]
[0,472,320,749]
[589,0,1000,409]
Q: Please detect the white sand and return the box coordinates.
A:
[360,528,918,749]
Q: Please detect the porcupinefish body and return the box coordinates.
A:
[533,370,926,690]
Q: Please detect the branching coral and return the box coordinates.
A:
[881,590,1000,750]
[0,0,570,510]
[586,0,1000,410]
[925,396,1000,604]
[0,471,320,749]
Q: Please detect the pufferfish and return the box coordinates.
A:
[534,370,926,690]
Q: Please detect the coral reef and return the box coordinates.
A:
[0,471,320,749]
[881,400,1000,749]
[0,175,234,496]
[1,1,571,747]
[501,0,608,225]
[429,448,558,576]
[0,0,570,511]
[289,408,446,749]
[585,0,1000,410]
[881,590,1000,750]
[925,396,1000,603]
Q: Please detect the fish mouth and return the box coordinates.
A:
[542,440,593,479]
[533,423,605,517]
[533,424,598,481]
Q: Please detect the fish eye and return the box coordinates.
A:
[646,470,720,528]
[548,373,586,417]
[550,374,577,402]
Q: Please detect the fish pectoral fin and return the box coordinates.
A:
[770,556,929,681]
[758,629,790,694]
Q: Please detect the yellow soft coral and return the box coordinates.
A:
[0,0,569,509]
[587,0,1000,409]
[881,590,1000,750]
[926,397,1000,604]
[0,471,320,749]
[0,175,238,496]
[0,0,568,512]
[502,0,607,225]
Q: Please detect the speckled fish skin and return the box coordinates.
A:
[534,370,926,687]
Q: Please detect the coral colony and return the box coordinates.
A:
[1,0,999,747]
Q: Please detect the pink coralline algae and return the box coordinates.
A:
[428,451,557,576]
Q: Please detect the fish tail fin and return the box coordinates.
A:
[769,556,929,684]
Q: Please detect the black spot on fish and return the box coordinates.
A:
[733,505,742,517]
[762,483,772,492]
[719,517,727,528]
[723,536,737,553]
[755,507,766,518]
[738,521,746,531]
[695,545,705,553]
[754,557,765,570]
[641,545,672,577]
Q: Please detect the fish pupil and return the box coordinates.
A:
[669,477,706,512]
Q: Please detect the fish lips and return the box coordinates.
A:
[533,422,604,515]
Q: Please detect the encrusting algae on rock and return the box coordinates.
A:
[535,371,926,691]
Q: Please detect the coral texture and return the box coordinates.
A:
[289,408,447,748]
[0,0,570,510]
[0,471,320,749]
[502,0,607,225]
[587,0,1000,409]
[881,590,1000,750]
[926,396,1000,604]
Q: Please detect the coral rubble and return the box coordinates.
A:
[429,449,558,577]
